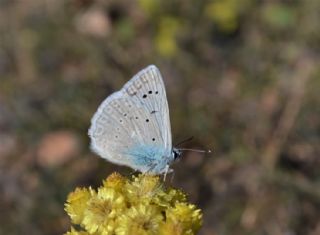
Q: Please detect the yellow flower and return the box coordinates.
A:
[81,187,125,235]
[159,220,184,235]
[102,172,127,193]
[116,204,163,235]
[154,188,187,209]
[124,174,161,205]
[160,203,202,235]
[64,172,203,235]
[65,187,94,224]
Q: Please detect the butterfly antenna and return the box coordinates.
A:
[178,148,212,154]
[175,136,194,147]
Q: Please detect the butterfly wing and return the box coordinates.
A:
[122,65,172,150]
[88,65,172,172]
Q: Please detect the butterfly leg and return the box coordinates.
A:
[163,164,173,181]
[170,170,175,183]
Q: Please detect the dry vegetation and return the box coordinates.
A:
[0,0,320,234]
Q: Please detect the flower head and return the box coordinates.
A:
[154,187,187,209]
[164,203,203,233]
[158,204,202,235]
[124,174,161,205]
[65,187,94,224]
[116,204,163,235]
[102,172,127,193]
[64,172,202,235]
[82,187,125,234]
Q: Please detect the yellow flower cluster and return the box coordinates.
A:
[64,172,202,235]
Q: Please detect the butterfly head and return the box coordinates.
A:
[172,148,182,161]
[173,147,211,162]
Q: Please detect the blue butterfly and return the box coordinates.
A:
[88,65,181,174]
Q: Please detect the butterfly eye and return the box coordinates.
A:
[173,149,182,160]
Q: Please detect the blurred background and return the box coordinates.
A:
[0,0,320,234]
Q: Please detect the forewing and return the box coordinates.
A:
[122,65,172,150]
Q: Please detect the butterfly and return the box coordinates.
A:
[88,65,181,174]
